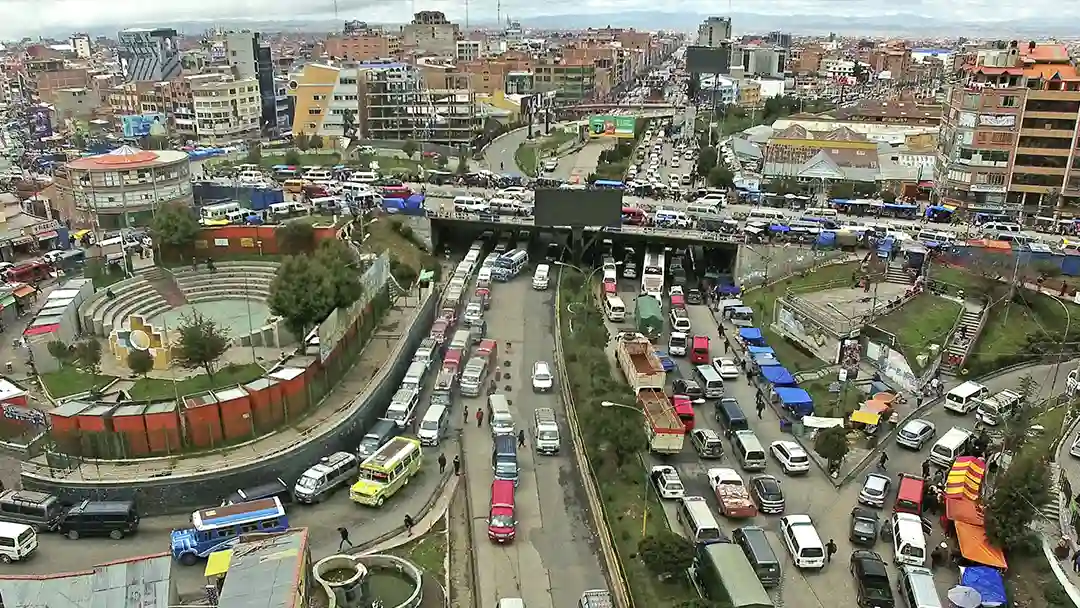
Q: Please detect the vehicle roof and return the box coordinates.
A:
[851,506,879,520]
[708,468,742,482]
[0,520,34,535]
[903,418,932,431]
[773,440,804,452]
[949,381,986,397]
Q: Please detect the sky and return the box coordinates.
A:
[5,0,1079,39]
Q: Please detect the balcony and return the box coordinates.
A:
[1013,164,1066,175]
[1016,146,1071,156]
[1011,183,1057,194]
[1020,128,1074,138]
[1023,111,1079,122]
[1027,90,1080,101]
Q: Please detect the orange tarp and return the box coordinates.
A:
[955,521,1008,569]
[945,456,985,501]
[863,400,889,414]
[945,496,984,526]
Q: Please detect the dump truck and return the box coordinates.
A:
[639,388,685,454]
[614,333,665,393]
[635,295,663,339]
[707,467,758,518]
[579,589,614,608]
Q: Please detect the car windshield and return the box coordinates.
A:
[495,463,517,476]
[853,518,876,533]
[539,430,558,440]
[296,476,318,489]
[387,409,406,422]
[760,480,781,494]
[789,452,808,463]
[360,438,379,452]
[864,481,885,495]
[534,373,551,382]
[490,514,514,528]
[420,419,438,430]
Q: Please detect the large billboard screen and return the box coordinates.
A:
[121,113,166,138]
[30,106,52,138]
[588,115,636,139]
[534,188,622,228]
[686,45,732,75]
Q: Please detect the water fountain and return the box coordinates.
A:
[313,553,424,608]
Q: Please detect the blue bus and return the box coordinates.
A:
[591,180,625,190]
[170,497,288,566]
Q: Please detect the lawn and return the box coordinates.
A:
[128,363,266,400]
[383,517,447,581]
[359,216,433,276]
[253,151,437,174]
[800,376,865,418]
[873,294,961,374]
[40,367,113,398]
[257,152,340,167]
[514,129,578,176]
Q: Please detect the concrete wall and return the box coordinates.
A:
[21,291,440,513]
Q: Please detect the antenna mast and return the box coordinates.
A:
[497,0,501,28]
[333,0,339,20]
[465,0,470,29]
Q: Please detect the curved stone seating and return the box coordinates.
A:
[104,292,169,336]
[92,284,161,335]
[79,276,150,331]
[173,262,279,303]
[184,284,272,301]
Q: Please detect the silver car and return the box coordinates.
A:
[896,419,936,450]
[859,473,891,508]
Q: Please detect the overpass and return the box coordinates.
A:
[569,103,679,110]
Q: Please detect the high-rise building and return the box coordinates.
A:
[209,30,278,134]
[401,11,460,56]
[188,73,262,144]
[117,28,181,82]
[70,34,92,59]
[767,31,792,49]
[696,17,732,48]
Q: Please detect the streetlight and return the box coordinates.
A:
[1047,294,1072,397]
[600,400,652,537]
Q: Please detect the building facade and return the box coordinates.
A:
[189,74,262,144]
[117,28,182,82]
[697,17,732,48]
[401,11,460,56]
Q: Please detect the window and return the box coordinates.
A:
[991,132,1012,144]
[308,108,322,115]
[1000,96,1018,108]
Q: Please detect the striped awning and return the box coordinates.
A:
[945,456,986,501]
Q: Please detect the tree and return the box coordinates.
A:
[47,340,74,367]
[829,181,856,200]
[283,149,302,166]
[455,155,468,175]
[814,426,849,471]
[695,146,718,177]
[126,349,155,378]
[276,221,317,255]
[1001,374,1040,454]
[593,407,646,469]
[314,239,364,309]
[245,143,262,165]
[985,452,1051,550]
[70,132,87,150]
[707,166,734,189]
[268,255,337,338]
[402,139,419,159]
[638,531,695,579]
[73,338,103,386]
[294,134,311,151]
[174,311,231,379]
[308,134,324,150]
[151,201,201,256]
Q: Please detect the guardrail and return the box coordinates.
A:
[552,269,634,608]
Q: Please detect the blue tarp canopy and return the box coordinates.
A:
[752,353,781,367]
[817,231,837,247]
[959,567,1007,607]
[739,328,763,341]
[760,366,797,386]
[775,387,814,415]
[245,215,264,225]
[747,346,774,355]
[926,205,954,215]
[769,224,790,232]
[883,203,917,210]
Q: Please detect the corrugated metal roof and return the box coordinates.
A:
[0,553,174,608]
[217,530,308,608]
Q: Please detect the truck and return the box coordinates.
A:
[707,468,758,518]
[459,356,489,397]
[974,389,1021,426]
[615,333,665,393]
[639,388,685,454]
[850,550,894,608]
[635,295,664,339]
[579,589,613,608]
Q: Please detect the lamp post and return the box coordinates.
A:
[1047,294,1073,398]
[600,400,652,537]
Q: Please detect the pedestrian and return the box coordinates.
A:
[825,538,837,563]
[518,429,526,447]
[476,408,484,428]
[338,527,353,551]
[1073,548,1080,573]
[506,341,512,353]
[438,453,447,474]
[745,369,753,383]
[756,401,765,419]
[723,339,729,353]
[878,452,889,471]
[922,459,931,479]
[453,454,461,475]
[404,514,415,536]
[191,256,198,271]
[463,406,469,424]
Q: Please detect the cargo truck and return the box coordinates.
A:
[639,388,685,454]
[614,333,666,392]
[635,295,664,339]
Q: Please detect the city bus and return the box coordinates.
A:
[350,437,423,507]
[641,247,666,299]
[169,497,288,566]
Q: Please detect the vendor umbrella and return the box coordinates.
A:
[947,586,982,608]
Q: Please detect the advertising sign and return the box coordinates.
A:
[686,45,733,75]
[588,115,636,139]
[30,106,53,138]
[534,188,622,227]
[121,113,166,138]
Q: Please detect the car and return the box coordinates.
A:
[669,285,684,296]
[770,440,811,475]
[849,506,880,546]
[896,419,936,450]
[531,361,554,392]
[654,350,676,373]
[749,474,785,514]
[455,199,490,213]
[850,550,894,608]
[690,428,724,459]
[859,473,891,508]
[542,159,558,172]
[649,465,685,499]
[712,357,740,380]
[672,378,705,404]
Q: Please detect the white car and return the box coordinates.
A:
[712,357,740,380]
[542,159,558,172]
[770,440,811,475]
[780,514,826,570]
[455,199,489,213]
[531,361,554,392]
[649,465,685,499]
[669,285,684,296]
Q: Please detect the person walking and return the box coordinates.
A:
[438,453,447,474]
[825,539,837,563]
[476,408,484,428]
[404,514,415,536]
[921,459,931,479]
[453,455,461,475]
[756,401,765,419]
[338,527,353,551]
[518,429,526,448]
[1073,547,1080,573]
[463,407,469,425]
[878,452,889,471]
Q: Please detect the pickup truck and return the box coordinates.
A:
[640,389,685,454]
[850,550,894,608]
[615,332,665,393]
[707,468,758,518]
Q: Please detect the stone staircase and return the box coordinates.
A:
[140,266,188,308]
[1042,462,1065,522]
[940,303,986,375]
[884,264,912,285]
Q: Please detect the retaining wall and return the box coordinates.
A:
[21,292,440,512]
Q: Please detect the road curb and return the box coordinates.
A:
[350,468,455,554]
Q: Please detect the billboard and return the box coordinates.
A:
[121,113,166,138]
[30,106,52,138]
[588,115,636,139]
[534,188,622,228]
[686,45,733,75]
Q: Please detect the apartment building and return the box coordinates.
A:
[52,87,101,121]
[697,17,732,48]
[117,28,182,82]
[936,41,1080,218]
[400,11,460,56]
[457,40,482,63]
[325,26,392,62]
[189,73,261,144]
[736,45,787,79]
[832,100,942,127]
[20,59,89,104]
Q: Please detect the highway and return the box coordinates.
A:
[460,265,604,608]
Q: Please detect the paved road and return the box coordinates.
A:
[461,269,604,608]
[483,124,537,173]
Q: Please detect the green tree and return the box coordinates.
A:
[402,139,419,159]
[455,155,468,175]
[814,426,849,471]
[276,221,317,255]
[1001,374,1040,454]
[174,311,231,379]
[695,146,718,177]
[73,338,103,386]
[268,255,337,338]
[851,61,867,83]
[314,239,364,309]
[126,349,155,378]
[294,134,311,151]
[308,134,324,150]
[70,132,87,150]
[638,531,695,579]
[245,143,262,165]
[829,181,856,200]
[47,340,74,367]
[593,406,646,469]
[985,452,1051,550]
[707,166,734,189]
[283,149,302,166]
[151,201,201,256]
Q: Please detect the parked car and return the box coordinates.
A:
[690,428,724,459]
[849,507,879,546]
[859,473,891,508]
[850,550,895,608]
[673,378,705,403]
[896,419,936,450]
[770,441,810,475]
[649,465,685,500]
[749,474,785,514]
[711,357,740,380]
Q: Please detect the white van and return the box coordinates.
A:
[350,171,378,184]
[477,267,492,287]
[747,208,787,223]
[401,361,427,392]
[804,207,838,220]
[604,296,626,321]
[303,168,333,181]
[780,514,825,569]
[695,365,725,399]
[341,182,376,198]
[453,196,489,213]
[0,521,37,562]
[418,404,449,446]
[929,427,974,468]
[915,229,956,245]
[891,513,927,566]
[676,496,725,544]
[669,331,688,356]
[943,381,988,414]
[200,201,241,222]
[670,307,691,332]
[653,208,692,229]
[488,394,515,436]
[532,264,550,290]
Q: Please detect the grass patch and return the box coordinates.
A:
[801,376,864,418]
[384,517,447,581]
[258,152,340,167]
[40,367,116,398]
[359,217,434,277]
[290,214,344,227]
[873,294,961,374]
[127,363,267,401]
[1006,550,1071,608]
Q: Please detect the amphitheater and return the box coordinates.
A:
[78,260,286,345]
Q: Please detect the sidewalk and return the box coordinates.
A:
[352,474,458,556]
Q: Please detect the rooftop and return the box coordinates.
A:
[66,146,188,171]
[0,553,176,608]
[217,529,309,608]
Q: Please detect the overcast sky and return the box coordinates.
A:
[6,0,1076,39]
